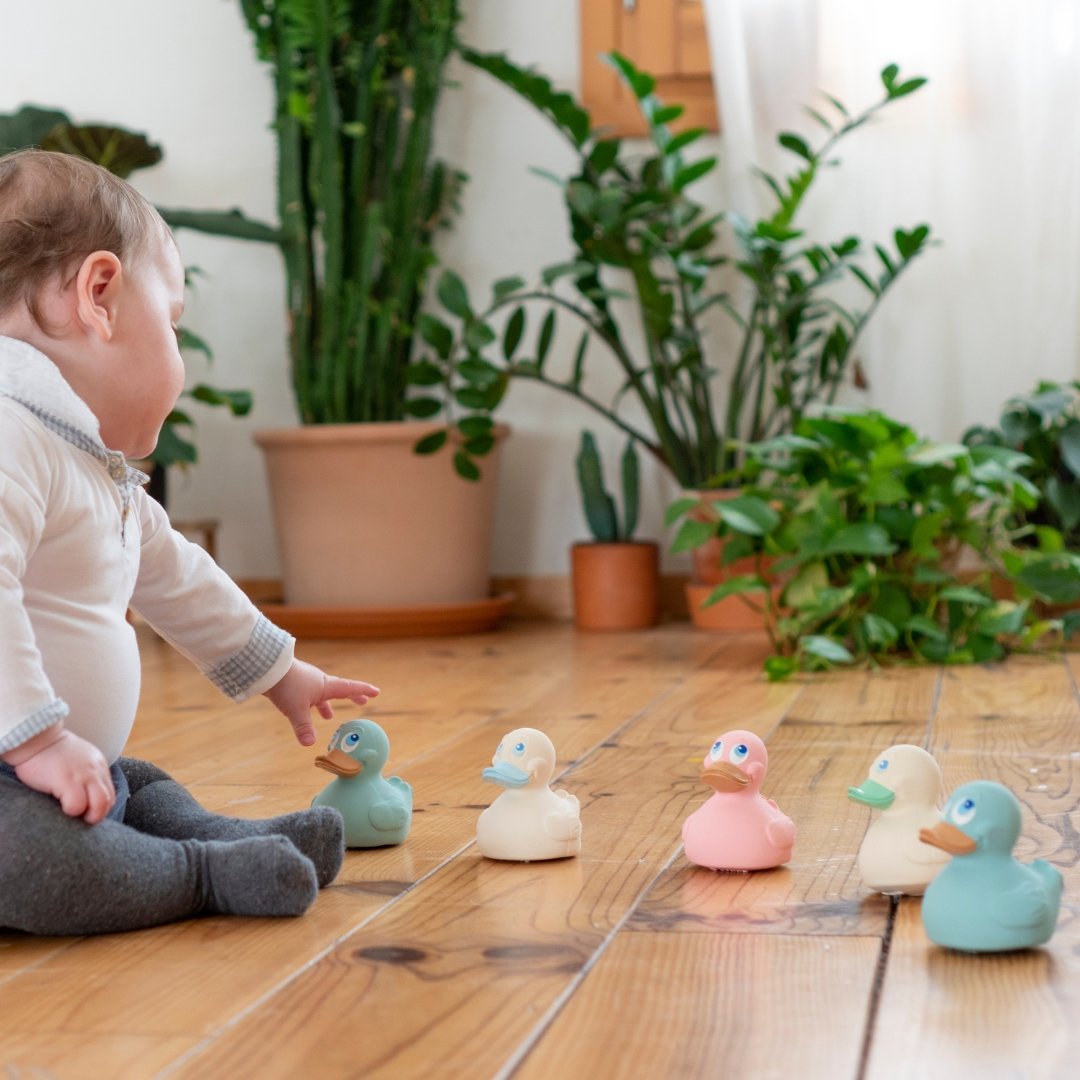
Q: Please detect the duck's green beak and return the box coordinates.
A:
[848,778,895,809]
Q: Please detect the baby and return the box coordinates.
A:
[0,149,377,935]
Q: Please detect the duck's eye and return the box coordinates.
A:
[877,758,889,772]
[344,732,361,748]
[710,739,724,758]
[730,743,750,764]
[951,797,976,826]
[513,742,526,755]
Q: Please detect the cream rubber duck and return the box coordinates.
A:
[847,744,949,895]
[476,728,581,862]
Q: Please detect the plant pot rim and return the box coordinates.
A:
[571,539,659,551]
[255,420,510,448]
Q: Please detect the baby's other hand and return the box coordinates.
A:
[3,725,115,824]
[264,659,380,747]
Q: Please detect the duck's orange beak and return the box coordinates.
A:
[315,749,362,777]
[919,822,976,855]
[701,761,750,793]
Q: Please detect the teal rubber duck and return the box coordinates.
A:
[919,780,1062,953]
[311,719,412,848]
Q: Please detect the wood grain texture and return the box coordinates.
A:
[866,656,1080,1079]
[1,624,1076,1079]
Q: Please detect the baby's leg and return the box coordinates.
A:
[118,757,344,887]
[0,774,317,936]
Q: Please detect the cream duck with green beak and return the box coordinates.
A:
[312,720,412,848]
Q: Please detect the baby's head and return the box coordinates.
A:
[0,149,187,458]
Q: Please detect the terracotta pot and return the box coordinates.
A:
[571,541,659,631]
[255,422,508,607]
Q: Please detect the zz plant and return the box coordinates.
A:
[666,408,1080,679]
[418,52,932,487]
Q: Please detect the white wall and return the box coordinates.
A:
[7,1,967,583]
[4,0,703,580]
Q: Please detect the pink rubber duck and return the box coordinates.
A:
[682,730,795,871]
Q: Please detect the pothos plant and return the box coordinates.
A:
[963,380,1080,551]
[413,51,932,487]
[665,408,1080,680]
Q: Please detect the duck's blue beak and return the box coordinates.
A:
[482,763,530,788]
[848,779,895,809]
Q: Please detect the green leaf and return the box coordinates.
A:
[458,358,501,386]
[492,276,526,303]
[673,157,717,191]
[453,451,481,482]
[801,635,855,663]
[404,397,442,419]
[437,271,471,318]
[908,442,967,465]
[464,321,497,351]
[861,613,900,647]
[664,127,706,156]
[414,431,448,455]
[784,561,828,609]
[670,518,716,554]
[458,416,494,439]
[823,523,897,557]
[418,314,453,359]
[1059,421,1080,477]
[715,495,780,536]
[764,656,798,681]
[503,308,526,361]
[778,133,813,161]
[700,575,768,606]
[976,601,1026,636]
[904,614,948,642]
[536,310,556,369]
[664,496,701,526]
[405,361,443,387]
[938,586,993,607]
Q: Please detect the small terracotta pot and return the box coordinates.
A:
[571,541,660,631]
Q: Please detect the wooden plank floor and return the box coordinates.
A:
[0,621,1077,1079]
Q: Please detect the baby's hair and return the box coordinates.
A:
[0,148,170,331]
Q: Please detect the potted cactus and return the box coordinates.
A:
[158,1,510,627]
[571,432,659,630]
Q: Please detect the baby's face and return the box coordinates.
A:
[100,236,187,459]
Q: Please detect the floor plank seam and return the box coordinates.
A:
[495,671,810,1079]
[493,842,689,1080]
[151,834,480,1080]
[855,894,899,1080]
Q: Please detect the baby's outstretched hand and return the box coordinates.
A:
[264,659,380,746]
[3,725,115,824]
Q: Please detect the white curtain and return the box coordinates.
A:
[702,0,1080,440]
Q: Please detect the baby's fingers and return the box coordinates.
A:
[84,774,116,825]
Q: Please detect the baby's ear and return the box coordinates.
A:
[74,250,123,341]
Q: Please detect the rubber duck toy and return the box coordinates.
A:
[919,780,1063,952]
[311,719,412,848]
[682,730,795,871]
[476,728,581,862]
[847,744,950,895]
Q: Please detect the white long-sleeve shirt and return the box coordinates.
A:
[0,335,294,763]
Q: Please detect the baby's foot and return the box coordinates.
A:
[261,807,345,888]
[201,836,318,918]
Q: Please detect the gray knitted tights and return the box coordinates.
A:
[0,757,343,936]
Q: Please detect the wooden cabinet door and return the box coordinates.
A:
[581,0,719,137]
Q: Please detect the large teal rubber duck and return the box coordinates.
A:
[311,719,412,848]
[919,780,1062,952]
